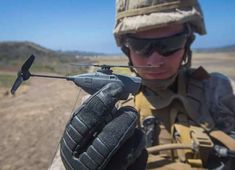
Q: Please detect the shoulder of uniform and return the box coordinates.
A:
[186,66,210,81]
[203,71,234,95]
[203,72,235,132]
[177,67,210,95]
[185,66,234,95]
[208,72,232,82]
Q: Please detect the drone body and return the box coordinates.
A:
[11,55,141,99]
[68,71,141,99]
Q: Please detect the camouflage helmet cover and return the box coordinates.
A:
[114,0,206,46]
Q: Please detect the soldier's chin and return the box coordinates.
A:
[140,71,170,80]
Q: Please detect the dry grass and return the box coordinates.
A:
[192,52,235,80]
[87,52,235,80]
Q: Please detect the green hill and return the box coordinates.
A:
[0,41,76,64]
[0,41,55,58]
[0,41,91,74]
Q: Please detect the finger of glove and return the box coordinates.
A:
[74,106,138,170]
[76,81,124,127]
[106,129,147,170]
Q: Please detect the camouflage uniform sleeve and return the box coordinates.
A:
[203,72,235,133]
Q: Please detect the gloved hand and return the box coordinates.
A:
[60,82,147,170]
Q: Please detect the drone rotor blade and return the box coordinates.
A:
[10,55,35,95]
[21,55,35,73]
[20,55,35,81]
[11,75,23,95]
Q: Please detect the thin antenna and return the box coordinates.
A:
[31,74,68,79]
[70,63,160,69]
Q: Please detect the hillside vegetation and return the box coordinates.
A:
[0,41,91,72]
[0,41,103,74]
[0,41,94,90]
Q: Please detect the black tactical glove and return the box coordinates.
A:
[60,82,147,170]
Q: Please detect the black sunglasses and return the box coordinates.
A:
[123,31,189,57]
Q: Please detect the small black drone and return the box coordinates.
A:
[11,55,148,99]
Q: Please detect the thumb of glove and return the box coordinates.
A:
[93,82,125,109]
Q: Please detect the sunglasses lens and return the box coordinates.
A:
[136,44,154,57]
[124,32,187,57]
[159,48,182,57]
[126,38,149,52]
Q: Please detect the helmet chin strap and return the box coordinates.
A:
[182,33,195,68]
[181,23,195,68]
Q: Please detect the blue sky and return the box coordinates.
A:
[0,0,235,53]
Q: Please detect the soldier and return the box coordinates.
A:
[58,0,235,169]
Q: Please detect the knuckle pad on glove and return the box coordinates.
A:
[78,153,100,170]
[63,131,78,152]
[60,139,76,169]
[70,116,90,137]
[61,140,93,170]
[67,124,83,143]
[67,96,111,149]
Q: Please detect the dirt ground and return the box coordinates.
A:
[0,77,86,170]
[0,52,235,170]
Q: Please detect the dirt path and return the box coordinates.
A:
[0,77,86,170]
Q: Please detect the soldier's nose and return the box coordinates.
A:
[146,51,165,66]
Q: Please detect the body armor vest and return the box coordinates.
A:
[135,67,215,133]
[134,67,216,169]
[134,67,235,170]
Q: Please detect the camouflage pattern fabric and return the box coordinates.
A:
[204,73,235,133]
[114,0,206,46]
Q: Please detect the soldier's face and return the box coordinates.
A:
[129,24,186,80]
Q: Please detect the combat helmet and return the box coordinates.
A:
[113,0,207,89]
[114,0,206,46]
